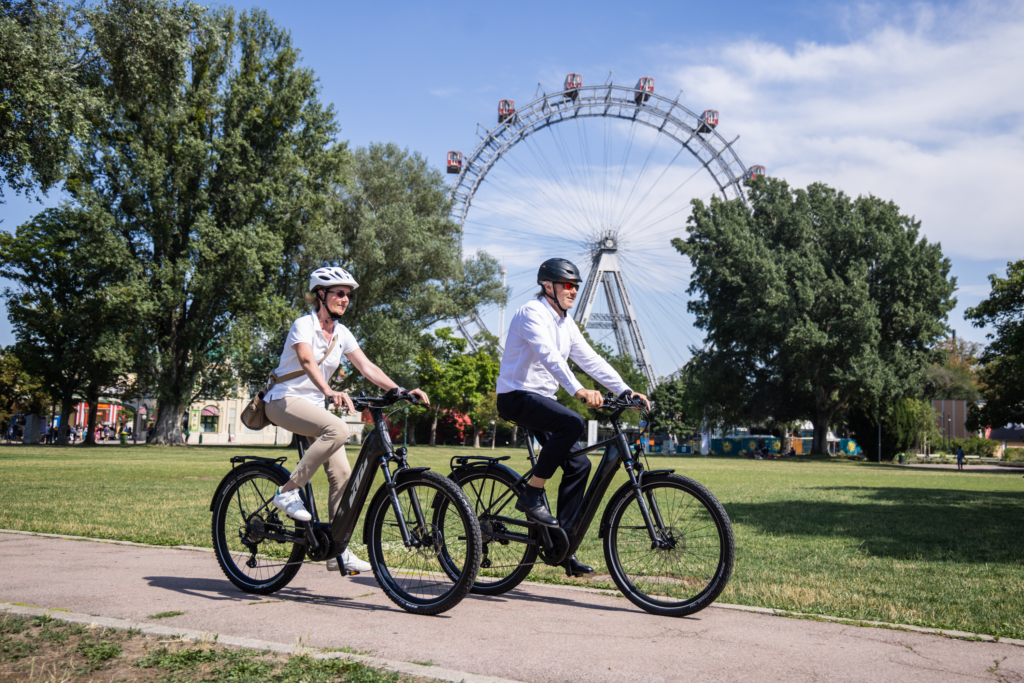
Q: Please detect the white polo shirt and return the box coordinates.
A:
[264,311,359,406]
[496,297,631,400]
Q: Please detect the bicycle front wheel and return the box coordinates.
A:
[604,473,734,617]
[211,464,305,594]
[365,470,482,615]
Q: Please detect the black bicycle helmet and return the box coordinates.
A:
[537,258,582,284]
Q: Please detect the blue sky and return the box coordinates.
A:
[2,0,1021,376]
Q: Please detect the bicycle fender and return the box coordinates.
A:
[208,461,292,512]
[360,467,432,547]
[449,461,521,486]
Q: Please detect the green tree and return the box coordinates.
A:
[330,142,506,388]
[648,376,702,443]
[64,2,348,444]
[965,259,1024,430]
[922,337,983,400]
[0,0,100,204]
[0,346,49,427]
[674,178,956,454]
[0,207,137,444]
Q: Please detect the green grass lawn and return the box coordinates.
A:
[1,442,1022,639]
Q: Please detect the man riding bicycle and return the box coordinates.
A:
[496,258,650,577]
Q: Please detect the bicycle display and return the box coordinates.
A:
[209,390,483,616]
[443,391,735,617]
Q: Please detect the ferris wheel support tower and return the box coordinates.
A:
[574,233,657,390]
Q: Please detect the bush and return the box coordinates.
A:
[1004,448,1024,462]
[947,436,1000,457]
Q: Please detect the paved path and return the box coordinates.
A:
[1,532,1021,683]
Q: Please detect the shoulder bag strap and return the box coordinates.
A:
[269,334,339,385]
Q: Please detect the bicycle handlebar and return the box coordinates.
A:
[335,388,420,412]
[580,390,648,411]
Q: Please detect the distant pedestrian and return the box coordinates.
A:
[956,446,965,471]
[4,425,12,444]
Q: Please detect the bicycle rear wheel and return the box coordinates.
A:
[603,473,734,617]
[365,470,482,615]
[211,464,305,594]
[439,468,538,595]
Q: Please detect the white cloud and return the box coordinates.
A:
[664,2,1024,259]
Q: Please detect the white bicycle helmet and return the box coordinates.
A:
[309,266,359,292]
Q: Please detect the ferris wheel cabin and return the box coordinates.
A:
[634,77,654,104]
[498,99,515,123]
[697,110,719,134]
[446,151,463,174]
[744,165,766,181]
[564,73,582,101]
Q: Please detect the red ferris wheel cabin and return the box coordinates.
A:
[744,165,766,181]
[564,73,583,102]
[498,99,515,123]
[446,151,463,174]
[697,110,719,134]
[634,77,654,104]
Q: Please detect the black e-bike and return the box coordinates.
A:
[439,392,734,617]
[210,390,483,615]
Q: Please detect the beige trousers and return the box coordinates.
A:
[265,396,351,520]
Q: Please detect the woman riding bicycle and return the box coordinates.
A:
[265,266,430,573]
[496,257,649,576]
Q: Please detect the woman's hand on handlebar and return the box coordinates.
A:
[328,390,356,414]
[409,388,430,406]
[575,388,604,408]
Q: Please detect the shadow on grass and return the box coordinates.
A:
[725,486,1024,564]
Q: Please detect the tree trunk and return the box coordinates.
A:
[429,408,438,446]
[810,414,832,455]
[407,415,417,446]
[473,424,480,448]
[151,401,186,446]
[780,426,791,457]
[511,424,518,447]
[56,391,76,446]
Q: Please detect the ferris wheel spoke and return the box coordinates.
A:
[519,132,598,239]
[611,125,667,234]
[625,164,707,232]
[545,123,602,236]
[617,145,686,235]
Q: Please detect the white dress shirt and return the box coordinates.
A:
[264,311,359,406]
[496,297,631,400]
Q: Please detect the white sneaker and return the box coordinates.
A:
[327,548,371,574]
[271,487,311,522]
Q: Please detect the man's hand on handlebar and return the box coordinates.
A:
[328,390,356,414]
[575,388,604,408]
[631,392,651,411]
[409,388,430,406]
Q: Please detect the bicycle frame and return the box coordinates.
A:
[236,403,426,559]
[454,402,674,565]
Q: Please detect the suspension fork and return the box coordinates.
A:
[623,457,670,547]
[379,456,424,548]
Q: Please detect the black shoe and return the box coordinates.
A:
[515,486,559,527]
[564,555,594,577]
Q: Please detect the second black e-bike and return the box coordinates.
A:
[437,392,734,617]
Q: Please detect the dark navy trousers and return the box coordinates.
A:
[496,390,590,529]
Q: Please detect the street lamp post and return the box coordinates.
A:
[947,415,952,451]
[490,420,496,450]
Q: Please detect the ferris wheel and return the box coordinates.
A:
[447,73,765,388]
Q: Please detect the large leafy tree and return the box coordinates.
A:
[965,259,1024,430]
[329,142,506,387]
[0,0,100,204]
[675,178,956,454]
[65,2,349,444]
[0,207,137,444]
